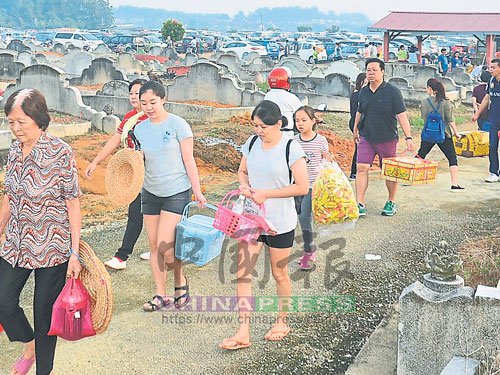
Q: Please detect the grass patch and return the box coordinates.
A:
[458,234,500,288]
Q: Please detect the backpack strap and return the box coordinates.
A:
[249,135,293,183]
[427,97,442,112]
[248,135,258,152]
[285,139,293,183]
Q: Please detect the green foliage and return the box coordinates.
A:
[256,81,269,93]
[161,19,185,42]
[0,0,113,29]
[297,25,312,32]
[326,24,340,33]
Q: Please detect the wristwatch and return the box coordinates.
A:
[405,136,413,140]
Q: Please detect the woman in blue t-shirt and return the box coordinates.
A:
[134,81,207,312]
[218,100,308,350]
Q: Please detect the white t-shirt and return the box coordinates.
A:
[241,135,306,234]
[264,89,303,131]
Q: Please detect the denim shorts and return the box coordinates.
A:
[257,230,295,249]
[141,188,191,215]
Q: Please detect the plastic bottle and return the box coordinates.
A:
[232,195,246,214]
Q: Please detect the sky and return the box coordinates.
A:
[108,0,500,21]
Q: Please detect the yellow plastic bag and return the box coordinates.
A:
[312,161,359,227]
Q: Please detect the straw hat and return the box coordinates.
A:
[105,148,144,206]
[78,240,113,335]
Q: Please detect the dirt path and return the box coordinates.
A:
[0,138,499,374]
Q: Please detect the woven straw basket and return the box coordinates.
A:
[78,240,113,335]
[105,148,145,206]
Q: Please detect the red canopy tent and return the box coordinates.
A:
[368,12,500,64]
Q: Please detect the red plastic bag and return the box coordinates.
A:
[0,323,3,333]
[48,277,95,341]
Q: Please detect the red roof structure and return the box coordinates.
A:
[369,12,500,34]
[368,12,500,63]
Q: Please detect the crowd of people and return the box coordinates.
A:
[0,56,499,372]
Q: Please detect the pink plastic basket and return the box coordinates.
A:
[213,190,268,243]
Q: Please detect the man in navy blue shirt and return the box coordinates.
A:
[473,58,500,182]
[352,58,414,217]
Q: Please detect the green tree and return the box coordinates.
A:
[161,19,185,42]
[326,24,340,33]
[297,25,312,32]
[0,0,113,29]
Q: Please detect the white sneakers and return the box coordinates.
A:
[140,251,151,260]
[485,173,500,183]
[104,257,127,270]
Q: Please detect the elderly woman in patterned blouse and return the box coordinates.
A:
[0,89,82,375]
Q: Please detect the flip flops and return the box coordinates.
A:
[264,325,291,341]
[218,338,252,350]
[12,354,35,375]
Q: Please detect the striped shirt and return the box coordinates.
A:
[1,132,81,269]
[294,133,329,185]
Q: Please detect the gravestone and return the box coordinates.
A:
[93,44,112,55]
[148,46,163,56]
[35,53,48,63]
[398,241,500,375]
[160,47,178,60]
[323,60,361,82]
[116,53,143,72]
[0,53,25,80]
[7,40,31,53]
[183,52,199,66]
[63,51,93,75]
[16,51,37,67]
[74,58,127,85]
[165,61,258,106]
[388,77,413,90]
[98,80,130,97]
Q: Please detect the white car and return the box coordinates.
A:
[297,41,327,64]
[219,41,268,59]
[53,32,104,51]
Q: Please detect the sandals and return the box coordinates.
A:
[12,354,35,375]
[174,276,190,309]
[264,325,291,341]
[143,295,170,312]
[219,338,252,350]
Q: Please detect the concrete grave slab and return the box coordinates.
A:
[71,58,127,85]
[63,51,93,75]
[16,51,37,67]
[98,80,130,98]
[323,60,361,81]
[0,53,25,80]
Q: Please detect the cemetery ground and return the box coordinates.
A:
[0,108,498,374]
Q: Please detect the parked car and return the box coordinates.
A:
[142,35,168,51]
[106,35,166,53]
[33,32,55,46]
[297,41,327,63]
[254,40,283,59]
[52,32,104,51]
[219,41,267,59]
[174,37,194,53]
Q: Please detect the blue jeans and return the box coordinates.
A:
[489,121,500,176]
[298,188,314,252]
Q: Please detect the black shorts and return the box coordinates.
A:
[141,188,191,215]
[257,230,295,249]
